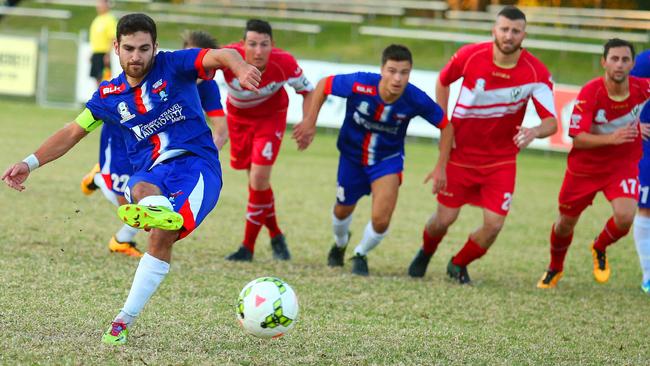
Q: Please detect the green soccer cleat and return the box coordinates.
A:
[117,204,183,231]
[102,321,128,345]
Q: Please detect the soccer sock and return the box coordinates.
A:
[332,211,352,248]
[593,216,629,252]
[263,187,283,238]
[354,221,387,256]
[633,215,650,283]
[243,187,273,253]
[422,229,443,256]
[549,224,573,272]
[452,237,487,267]
[115,253,170,327]
[115,224,139,243]
[93,174,119,206]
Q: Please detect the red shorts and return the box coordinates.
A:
[437,162,516,216]
[558,168,639,217]
[227,112,287,170]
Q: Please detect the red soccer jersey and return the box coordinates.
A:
[567,76,650,176]
[439,42,556,167]
[222,43,313,120]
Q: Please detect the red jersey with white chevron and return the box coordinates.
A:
[222,43,313,120]
[439,42,556,167]
[567,76,650,176]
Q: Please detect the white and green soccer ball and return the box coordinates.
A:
[236,277,299,339]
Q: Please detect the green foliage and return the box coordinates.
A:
[0,100,649,364]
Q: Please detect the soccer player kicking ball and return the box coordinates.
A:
[293,44,450,276]
[407,6,558,284]
[631,49,650,294]
[537,39,650,289]
[2,14,260,345]
[79,30,228,258]
[222,19,314,262]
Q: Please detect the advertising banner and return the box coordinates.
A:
[0,35,38,96]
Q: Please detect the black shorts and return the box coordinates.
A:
[90,53,106,80]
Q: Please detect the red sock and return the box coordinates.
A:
[452,237,487,267]
[242,187,274,253]
[422,229,443,256]
[593,217,629,252]
[549,224,573,272]
[263,187,282,238]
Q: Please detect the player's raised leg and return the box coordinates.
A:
[408,202,460,278]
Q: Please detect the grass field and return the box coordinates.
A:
[0,100,649,365]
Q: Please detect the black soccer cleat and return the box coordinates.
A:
[270,234,291,261]
[408,248,433,278]
[225,245,253,262]
[351,253,369,276]
[446,257,471,285]
[327,231,351,267]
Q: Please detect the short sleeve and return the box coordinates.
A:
[197,80,224,117]
[284,55,314,94]
[85,88,109,123]
[531,71,557,120]
[568,86,596,137]
[438,44,473,87]
[326,73,359,98]
[166,48,215,81]
[414,87,447,129]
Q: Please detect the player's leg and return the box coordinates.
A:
[328,155,367,267]
[409,162,472,278]
[109,195,142,257]
[249,163,289,260]
[538,170,594,288]
[350,173,400,276]
[634,208,650,293]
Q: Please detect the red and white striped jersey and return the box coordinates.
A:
[439,42,556,167]
[567,76,650,176]
[222,43,313,120]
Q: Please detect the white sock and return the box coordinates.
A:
[114,253,170,327]
[354,221,387,256]
[115,224,139,243]
[138,195,173,210]
[332,211,352,248]
[93,174,119,206]
[633,215,650,283]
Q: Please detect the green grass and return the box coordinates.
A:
[0,100,649,364]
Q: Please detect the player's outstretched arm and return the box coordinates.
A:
[425,123,454,194]
[202,49,261,92]
[2,122,88,191]
[573,124,639,149]
[292,77,328,151]
[513,116,558,149]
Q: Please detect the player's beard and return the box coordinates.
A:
[608,71,628,84]
[122,56,154,80]
[495,38,522,55]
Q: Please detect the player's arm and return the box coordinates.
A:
[209,115,228,150]
[435,78,450,117]
[292,76,329,151]
[513,116,558,149]
[572,126,638,149]
[201,49,260,92]
[425,122,454,194]
[2,121,88,191]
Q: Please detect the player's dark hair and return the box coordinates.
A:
[603,38,635,59]
[116,13,157,44]
[497,5,526,22]
[182,30,218,49]
[382,44,412,66]
[244,19,272,40]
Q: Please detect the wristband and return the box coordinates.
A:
[22,154,40,172]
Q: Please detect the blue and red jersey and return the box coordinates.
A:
[86,48,219,172]
[325,72,447,166]
[631,50,650,158]
[197,79,224,117]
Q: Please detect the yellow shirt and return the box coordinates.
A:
[89,13,117,53]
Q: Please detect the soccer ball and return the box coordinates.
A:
[236,277,299,339]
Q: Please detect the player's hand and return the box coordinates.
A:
[423,163,446,194]
[513,126,538,149]
[234,62,261,93]
[640,123,650,141]
[1,162,30,192]
[610,124,638,145]
[292,121,316,151]
[213,133,229,151]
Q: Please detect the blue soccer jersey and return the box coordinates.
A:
[197,79,224,117]
[325,72,447,166]
[85,48,219,172]
[631,51,650,208]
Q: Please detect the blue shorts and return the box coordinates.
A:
[639,158,650,209]
[98,123,133,195]
[125,154,222,239]
[336,154,404,205]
